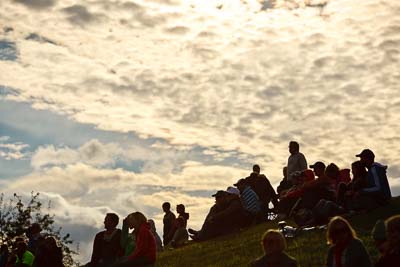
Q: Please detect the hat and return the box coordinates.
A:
[226,186,240,196]
[212,190,226,198]
[356,149,375,159]
[309,161,326,169]
[233,178,247,186]
[372,220,386,241]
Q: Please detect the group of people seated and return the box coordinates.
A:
[0,223,64,267]
[276,147,392,227]
[0,142,395,267]
[251,215,400,267]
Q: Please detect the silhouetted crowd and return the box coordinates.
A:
[0,141,398,267]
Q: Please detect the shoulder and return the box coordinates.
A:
[250,255,267,267]
[281,252,298,266]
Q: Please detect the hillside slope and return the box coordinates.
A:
[156,197,400,267]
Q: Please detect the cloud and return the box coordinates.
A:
[0,137,30,160]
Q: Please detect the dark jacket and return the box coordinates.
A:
[246,173,278,207]
[90,229,122,267]
[251,252,298,267]
[326,238,372,267]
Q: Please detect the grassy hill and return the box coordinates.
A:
[156,197,400,267]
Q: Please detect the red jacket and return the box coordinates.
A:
[128,222,156,263]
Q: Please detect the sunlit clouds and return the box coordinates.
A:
[1,0,400,263]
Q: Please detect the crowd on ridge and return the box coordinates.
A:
[0,141,398,267]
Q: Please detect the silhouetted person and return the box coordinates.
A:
[189,189,246,241]
[246,165,278,211]
[251,230,297,267]
[277,166,292,197]
[15,241,35,267]
[113,212,156,267]
[234,178,262,223]
[0,244,9,267]
[147,220,162,252]
[165,204,189,247]
[162,202,176,246]
[26,223,42,255]
[33,236,64,267]
[356,149,391,206]
[375,215,400,267]
[287,141,307,183]
[326,216,371,267]
[90,213,122,267]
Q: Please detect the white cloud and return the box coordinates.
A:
[0,137,30,160]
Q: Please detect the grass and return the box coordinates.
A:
[156,197,400,267]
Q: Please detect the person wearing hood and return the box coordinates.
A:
[113,212,156,267]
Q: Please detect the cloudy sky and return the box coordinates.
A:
[1,0,400,263]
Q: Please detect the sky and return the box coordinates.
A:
[1,0,400,263]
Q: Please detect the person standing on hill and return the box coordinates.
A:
[162,202,176,246]
[287,141,308,183]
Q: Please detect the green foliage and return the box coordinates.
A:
[0,192,78,267]
[156,197,400,267]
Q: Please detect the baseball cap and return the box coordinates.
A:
[309,161,326,169]
[356,149,375,159]
[212,190,226,198]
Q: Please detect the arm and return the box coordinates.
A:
[298,154,307,171]
[362,168,381,193]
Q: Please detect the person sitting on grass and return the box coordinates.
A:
[89,213,122,267]
[189,188,246,241]
[113,212,156,267]
[326,216,371,267]
[376,215,400,267]
[234,178,263,223]
[14,241,35,267]
[250,229,298,267]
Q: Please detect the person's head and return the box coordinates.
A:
[147,219,156,232]
[225,186,240,200]
[212,190,227,205]
[262,230,287,255]
[44,236,58,250]
[162,202,171,213]
[126,212,147,230]
[176,204,185,214]
[309,161,326,178]
[283,166,288,179]
[234,178,247,192]
[16,241,28,255]
[289,141,299,154]
[253,164,261,174]
[351,160,367,179]
[104,213,119,230]
[385,215,400,254]
[325,163,340,180]
[327,216,356,245]
[356,149,375,168]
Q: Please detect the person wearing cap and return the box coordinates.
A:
[286,141,308,183]
[356,149,391,205]
[189,188,246,241]
[246,165,278,212]
[234,179,263,223]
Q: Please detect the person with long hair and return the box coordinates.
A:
[113,212,156,267]
[376,215,400,267]
[251,229,297,267]
[326,216,371,267]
